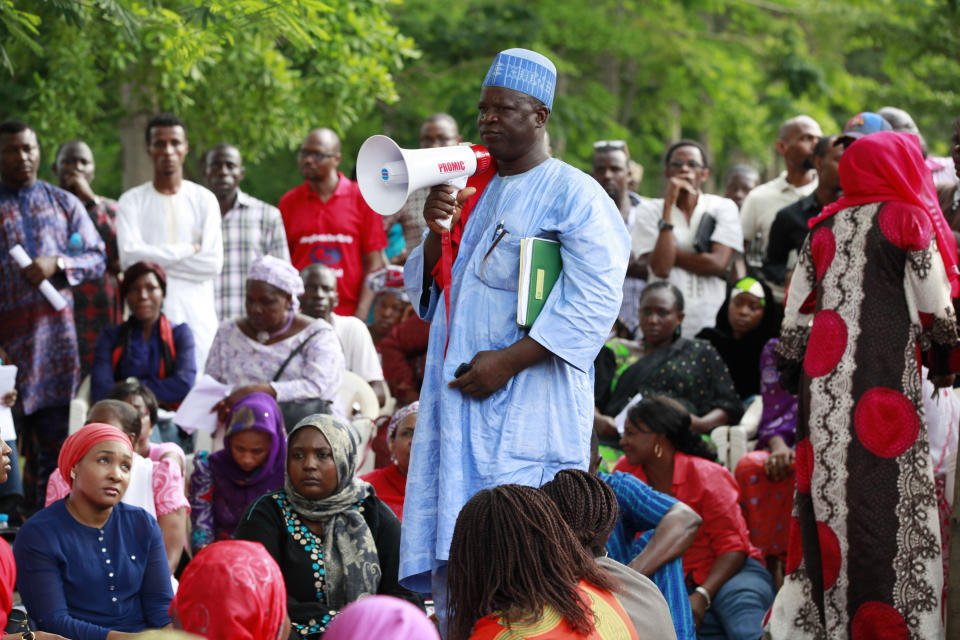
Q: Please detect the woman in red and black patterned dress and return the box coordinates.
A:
[769,130,960,639]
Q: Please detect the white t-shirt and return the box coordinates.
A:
[632,192,743,338]
[117,180,224,371]
[739,171,817,256]
[331,314,384,383]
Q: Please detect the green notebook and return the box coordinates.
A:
[517,237,562,329]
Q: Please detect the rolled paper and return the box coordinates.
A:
[9,244,68,311]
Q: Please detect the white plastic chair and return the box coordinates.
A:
[339,371,380,475]
[68,375,92,435]
[710,396,763,471]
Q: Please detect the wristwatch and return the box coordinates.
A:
[657,218,674,232]
[21,631,35,640]
[55,256,66,272]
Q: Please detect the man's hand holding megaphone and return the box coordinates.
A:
[422,184,477,235]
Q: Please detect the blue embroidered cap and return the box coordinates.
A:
[482,48,557,110]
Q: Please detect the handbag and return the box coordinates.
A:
[693,212,717,254]
[273,329,333,432]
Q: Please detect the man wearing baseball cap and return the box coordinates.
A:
[835,111,893,147]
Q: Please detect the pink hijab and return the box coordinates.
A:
[808,130,959,297]
[323,596,439,640]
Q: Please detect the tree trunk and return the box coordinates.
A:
[119,83,154,191]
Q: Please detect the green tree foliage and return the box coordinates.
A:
[3,0,959,201]
[0,0,416,196]
[343,0,960,196]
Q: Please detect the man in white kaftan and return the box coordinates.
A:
[117,114,223,371]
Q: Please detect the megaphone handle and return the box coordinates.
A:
[438,176,467,230]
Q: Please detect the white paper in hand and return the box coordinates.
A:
[173,375,232,434]
[9,245,67,311]
[613,392,643,436]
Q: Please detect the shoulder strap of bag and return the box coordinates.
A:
[272,329,325,382]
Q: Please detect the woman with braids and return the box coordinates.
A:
[614,395,774,640]
[541,469,677,639]
[446,484,638,640]
[594,281,743,440]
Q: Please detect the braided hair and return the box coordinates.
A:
[541,469,619,558]
[446,484,618,640]
[627,395,717,461]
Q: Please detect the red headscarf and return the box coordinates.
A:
[808,131,960,297]
[0,541,14,629]
[57,423,133,486]
[171,540,287,640]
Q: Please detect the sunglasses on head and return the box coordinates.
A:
[593,140,627,151]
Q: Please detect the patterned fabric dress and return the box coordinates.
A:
[768,200,960,639]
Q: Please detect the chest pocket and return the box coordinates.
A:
[474,233,522,291]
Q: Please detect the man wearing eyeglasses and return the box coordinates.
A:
[278,128,387,317]
[591,140,650,336]
[632,140,744,338]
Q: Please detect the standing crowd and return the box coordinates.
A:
[1,45,959,640]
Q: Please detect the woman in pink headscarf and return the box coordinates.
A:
[324,595,438,640]
[769,130,960,639]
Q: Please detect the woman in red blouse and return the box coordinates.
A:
[614,395,774,640]
[361,402,417,521]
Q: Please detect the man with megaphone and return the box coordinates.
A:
[388,48,630,630]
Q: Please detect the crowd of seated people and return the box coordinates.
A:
[3,101,960,640]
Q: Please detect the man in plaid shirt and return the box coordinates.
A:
[204,143,290,321]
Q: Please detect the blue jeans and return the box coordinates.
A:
[695,557,775,640]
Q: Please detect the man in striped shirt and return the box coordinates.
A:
[204,143,290,321]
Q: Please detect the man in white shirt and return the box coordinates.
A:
[299,263,387,406]
[591,140,650,336]
[739,115,822,261]
[116,114,223,371]
[632,140,743,338]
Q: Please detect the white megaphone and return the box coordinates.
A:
[357,135,492,228]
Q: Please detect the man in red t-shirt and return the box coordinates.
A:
[279,127,387,317]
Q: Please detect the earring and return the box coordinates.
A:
[654,441,663,459]
[70,470,77,479]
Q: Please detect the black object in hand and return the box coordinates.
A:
[454,362,472,378]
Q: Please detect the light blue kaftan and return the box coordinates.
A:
[398,158,629,591]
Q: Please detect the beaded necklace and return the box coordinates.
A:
[273,492,366,636]
[274,493,336,635]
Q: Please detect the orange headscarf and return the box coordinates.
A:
[57,423,133,486]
